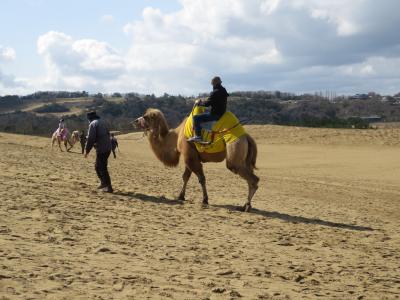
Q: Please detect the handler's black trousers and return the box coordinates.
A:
[95,151,112,187]
[80,142,85,154]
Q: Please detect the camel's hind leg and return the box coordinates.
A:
[65,140,71,152]
[67,138,74,152]
[178,166,192,200]
[237,167,259,212]
[226,136,259,212]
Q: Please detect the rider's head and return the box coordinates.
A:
[60,118,64,122]
[211,76,222,87]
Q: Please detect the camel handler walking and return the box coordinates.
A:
[84,111,113,193]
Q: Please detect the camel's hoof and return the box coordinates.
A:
[243,204,252,212]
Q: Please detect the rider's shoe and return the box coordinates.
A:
[187,136,203,143]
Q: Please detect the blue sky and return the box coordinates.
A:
[1,0,400,96]
[1,0,180,76]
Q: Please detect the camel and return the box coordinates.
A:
[51,129,79,152]
[134,108,259,212]
[69,130,80,151]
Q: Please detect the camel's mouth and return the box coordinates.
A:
[133,116,148,130]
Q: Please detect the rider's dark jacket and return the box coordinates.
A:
[202,84,229,117]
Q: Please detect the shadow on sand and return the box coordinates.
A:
[212,204,374,232]
[114,191,183,206]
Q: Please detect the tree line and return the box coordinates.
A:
[1,91,400,136]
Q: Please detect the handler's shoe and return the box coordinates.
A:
[97,184,107,189]
[187,136,203,143]
[102,186,114,193]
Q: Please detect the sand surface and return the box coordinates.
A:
[0,125,399,299]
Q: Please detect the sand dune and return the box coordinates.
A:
[0,126,399,299]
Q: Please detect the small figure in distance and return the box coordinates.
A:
[79,130,87,154]
[110,133,119,159]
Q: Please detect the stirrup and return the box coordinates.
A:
[187,136,202,142]
[187,136,211,145]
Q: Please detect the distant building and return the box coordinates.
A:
[350,93,369,100]
[359,115,383,123]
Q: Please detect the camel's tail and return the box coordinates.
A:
[246,134,258,171]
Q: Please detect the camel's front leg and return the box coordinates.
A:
[199,174,208,205]
[58,139,64,152]
[178,167,192,200]
[184,157,208,205]
[67,140,73,152]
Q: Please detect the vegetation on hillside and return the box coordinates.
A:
[33,103,70,113]
[0,91,399,136]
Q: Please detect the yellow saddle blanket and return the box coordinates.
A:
[184,106,246,153]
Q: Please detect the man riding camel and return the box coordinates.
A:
[187,76,229,143]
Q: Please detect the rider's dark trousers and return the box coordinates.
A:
[193,112,220,136]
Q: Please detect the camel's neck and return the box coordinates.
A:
[148,127,180,167]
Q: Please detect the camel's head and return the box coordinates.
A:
[134,108,164,131]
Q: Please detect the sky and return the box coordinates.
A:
[1,0,400,96]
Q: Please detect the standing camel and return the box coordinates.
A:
[134,108,259,212]
[51,129,79,152]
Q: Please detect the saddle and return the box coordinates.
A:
[184,106,246,153]
[55,128,69,140]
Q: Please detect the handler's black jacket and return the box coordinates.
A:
[202,84,229,117]
[85,118,111,154]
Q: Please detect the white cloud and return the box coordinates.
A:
[261,0,281,15]
[5,0,400,95]
[100,14,114,24]
[35,31,126,91]
[0,46,16,61]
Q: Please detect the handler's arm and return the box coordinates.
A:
[85,122,96,155]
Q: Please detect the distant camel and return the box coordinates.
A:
[134,108,259,211]
[51,129,79,152]
[68,130,80,151]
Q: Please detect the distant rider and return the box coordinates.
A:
[57,118,66,136]
[110,133,119,159]
[79,130,87,154]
